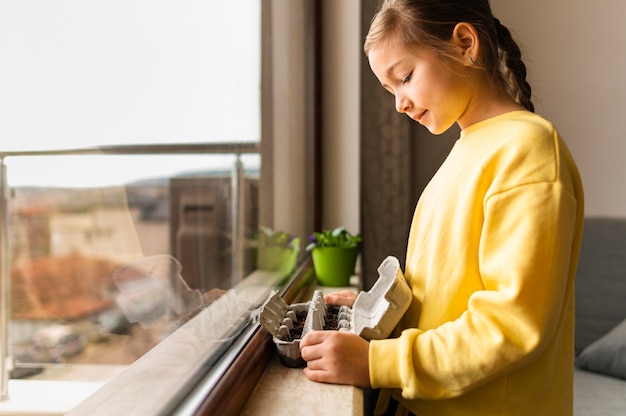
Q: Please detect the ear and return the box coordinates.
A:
[452,22,480,66]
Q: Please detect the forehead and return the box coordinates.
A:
[368,40,409,71]
[368,40,429,81]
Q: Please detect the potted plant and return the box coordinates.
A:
[256,227,300,276]
[306,226,362,287]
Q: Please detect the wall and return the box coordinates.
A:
[322,0,361,233]
[263,1,310,242]
[490,1,626,217]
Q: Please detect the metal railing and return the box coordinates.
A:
[0,141,259,400]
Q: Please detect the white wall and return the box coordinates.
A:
[491,1,626,217]
[267,1,310,243]
[322,0,361,233]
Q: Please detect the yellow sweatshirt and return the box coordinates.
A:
[369,111,584,416]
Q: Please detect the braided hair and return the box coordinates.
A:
[364,0,534,112]
[493,18,534,112]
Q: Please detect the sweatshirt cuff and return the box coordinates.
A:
[369,338,404,388]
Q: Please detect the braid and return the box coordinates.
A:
[494,19,534,112]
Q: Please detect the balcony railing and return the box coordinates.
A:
[0,142,259,402]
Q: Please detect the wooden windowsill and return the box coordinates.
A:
[241,354,363,416]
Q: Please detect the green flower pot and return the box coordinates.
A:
[311,246,359,287]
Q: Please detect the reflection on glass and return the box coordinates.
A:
[7,153,275,385]
[255,227,300,277]
[113,255,204,329]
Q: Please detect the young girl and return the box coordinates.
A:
[299,1,585,415]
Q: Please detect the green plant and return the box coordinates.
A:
[305,226,362,251]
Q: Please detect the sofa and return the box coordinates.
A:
[573,217,626,415]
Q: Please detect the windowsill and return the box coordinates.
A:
[241,282,364,415]
[241,354,363,416]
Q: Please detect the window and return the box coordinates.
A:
[0,0,260,150]
[0,1,324,414]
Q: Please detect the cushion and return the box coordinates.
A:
[574,217,626,352]
[576,317,626,379]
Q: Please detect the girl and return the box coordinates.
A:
[299,1,584,415]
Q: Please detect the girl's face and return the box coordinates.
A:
[368,39,473,135]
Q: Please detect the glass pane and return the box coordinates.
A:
[0,0,260,149]
[0,2,290,412]
[7,152,277,380]
[4,153,305,416]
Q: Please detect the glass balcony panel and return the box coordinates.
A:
[4,151,293,393]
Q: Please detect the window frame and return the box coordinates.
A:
[168,0,323,411]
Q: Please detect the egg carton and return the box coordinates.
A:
[259,256,411,367]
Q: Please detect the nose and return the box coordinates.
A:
[395,94,411,114]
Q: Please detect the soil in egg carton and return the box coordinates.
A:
[289,305,341,340]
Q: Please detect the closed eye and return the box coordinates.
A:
[401,71,413,84]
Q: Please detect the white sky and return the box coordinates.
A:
[3,154,260,187]
[0,0,260,187]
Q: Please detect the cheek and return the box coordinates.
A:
[414,69,451,105]
[430,75,467,113]
[409,83,435,107]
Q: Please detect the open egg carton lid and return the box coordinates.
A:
[258,256,411,367]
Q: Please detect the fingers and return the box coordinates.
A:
[324,290,358,307]
[302,366,332,384]
[299,331,371,388]
[300,332,338,384]
[300,331,339,369]
[299,330,330,350]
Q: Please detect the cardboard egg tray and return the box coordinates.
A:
[259,256,411,367]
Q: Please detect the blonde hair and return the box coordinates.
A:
[365,0,534,112]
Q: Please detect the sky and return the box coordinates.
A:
[3,154,260,188]
[0,0,260,187]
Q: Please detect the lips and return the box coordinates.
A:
[412,110,427,124]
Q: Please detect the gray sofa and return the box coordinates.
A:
[573,217,626,415]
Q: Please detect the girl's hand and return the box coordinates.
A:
[299,330,370,388]
[324,290,358,307]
